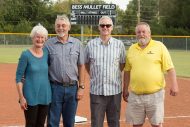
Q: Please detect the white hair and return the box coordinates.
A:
[135,22,151,33]
[55,14,70,26]
[30,24,48,39]
[98,16,113,26]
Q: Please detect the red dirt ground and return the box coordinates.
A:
[0,63,190,127]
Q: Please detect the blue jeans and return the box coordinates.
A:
[47,83,78,127]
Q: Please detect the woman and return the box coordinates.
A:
[16,24,51,127]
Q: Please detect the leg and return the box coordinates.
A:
[90,94,107,127]
[106,93,121,127]
[151,123,162,127]
[126,92,146,126]
[24,105,38,127]
[36,105,49,127]
[47,84,64,127]
[62,85,78,127]
[146,90,165,126]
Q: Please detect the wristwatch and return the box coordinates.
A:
[79,85,85,89]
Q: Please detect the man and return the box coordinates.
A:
[85,16,126,127]
[123,22,179,127]
[45,15,85,127]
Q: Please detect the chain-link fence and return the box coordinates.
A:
[0,33,190,51]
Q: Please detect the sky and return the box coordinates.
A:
[51,0,130,11]
[104,0,130,10]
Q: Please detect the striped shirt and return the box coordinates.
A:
[44,36,85,83]
[85,37,126,96]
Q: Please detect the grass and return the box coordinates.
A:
[0,45,29,63]
[0,46,190,77]
[170,50,190,77]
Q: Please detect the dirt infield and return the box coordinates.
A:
[0,63,190,127]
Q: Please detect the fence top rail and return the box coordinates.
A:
[0,33,190,38]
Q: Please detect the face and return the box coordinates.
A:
[98,18,113,36]
[55,19,71,37]
[32,33,46,48]
[135,24,151,46]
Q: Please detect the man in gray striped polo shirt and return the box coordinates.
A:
[45,15,85,127]
[85,16,126,127]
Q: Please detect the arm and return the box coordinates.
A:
[84,43,90,75]
[161,44,178,96]
[123,71,130,102]
[120,63,125,72]
[78,64,85,86]
[76,42,86,100]
[83,44,91,86]
[120,42,126,72]
[16,82,27,110]
[85,63,90,75]
[166,68,179,96]
[16,51,28,110]
[77,64,85,100]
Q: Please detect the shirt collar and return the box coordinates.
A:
[134,39,154,49]
[98,37,112,45]
[53,35,73,44]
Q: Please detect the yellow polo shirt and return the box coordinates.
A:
[124,39,174,94]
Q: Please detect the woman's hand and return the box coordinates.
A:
[19,97,28,110]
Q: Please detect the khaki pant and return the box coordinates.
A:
[126,89,165,125]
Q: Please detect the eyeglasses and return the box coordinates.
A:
[99,24,112,28]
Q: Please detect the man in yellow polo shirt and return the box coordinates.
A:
[123,22,179,127]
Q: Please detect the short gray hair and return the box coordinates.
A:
[30,24,48,39]
[135,22,151,33]
[98,16,113,26]
[55,14,70,26]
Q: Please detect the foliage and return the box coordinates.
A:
[0,0,190,35]
[160,0,190,35]
[14,20,32,33]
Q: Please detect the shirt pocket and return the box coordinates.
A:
[90,56,102,66]
[69,50,79,63]
[113,57,120,67]
[49,50,59,62]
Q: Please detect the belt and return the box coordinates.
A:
[50,80,77,86]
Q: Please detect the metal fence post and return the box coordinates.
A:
[3,35,5,45]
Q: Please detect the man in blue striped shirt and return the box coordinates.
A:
[45,15,85,127]
[85,16,126,127]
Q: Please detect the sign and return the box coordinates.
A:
[70,4,116,25]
